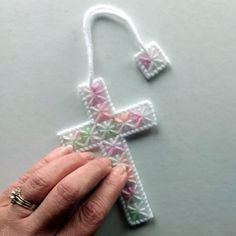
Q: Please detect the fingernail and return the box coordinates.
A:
[113,164,129,175]
[58,145,73,155]
[80,152,95,160]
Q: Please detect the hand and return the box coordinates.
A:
[0,146,128,236]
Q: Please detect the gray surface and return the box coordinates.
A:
[1,0,236,235]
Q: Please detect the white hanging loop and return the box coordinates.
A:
[83,5,147,85]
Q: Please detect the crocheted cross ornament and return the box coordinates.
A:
[57,78,157,226]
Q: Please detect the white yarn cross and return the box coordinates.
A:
[58,78,156,225]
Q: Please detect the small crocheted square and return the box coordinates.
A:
[135,41,169,80]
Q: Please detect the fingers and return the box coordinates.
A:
[0,146,73,205]
[21,145,74,184]
[30,158,112,230]
[58,164,128,236]
[21,151,94,205]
